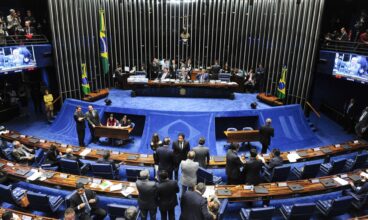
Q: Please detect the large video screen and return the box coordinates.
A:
[0,46,36,73]
[333,52,368,84]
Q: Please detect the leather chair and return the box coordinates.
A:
[316,196,353,217]
[280,202,316,220]
[197,167,222,185]
[320,158,347,175]
[59,158,89,175]
[344,153,368,171]
[291,162,321,179]
[240,207,275,220]
[0,184,26,205]
[91,163,119,179]
[264,165,291,182]
[27,191,64,213]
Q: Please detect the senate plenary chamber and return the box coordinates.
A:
[0,0,368,219]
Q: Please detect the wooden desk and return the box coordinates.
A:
[257,93,283,106]
[1,131,367,168]
[94,126,133,140]
[224,130,260,143]
[0,158,363,202]
[82,88,109,102]
[0,208,57,220]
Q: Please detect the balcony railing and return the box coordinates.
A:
[321,39,368,55]
[0,34,49,46]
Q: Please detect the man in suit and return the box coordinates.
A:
[158,67,172,80]
[264,148,283,171]
[259,118,274,154]
[180,151,199,192]
[172,133,190,180]
[243,149,264,185]
[355,106,368,138]
[156,137,175,179]
[62,147,85,168]
[11,140,35,164]
[136,169,158,220]
[211,60,221,80]
[157,170,179,220]
[68,183,107,220]
[74,106,86,147]
[180,183,215,220]
[226,143,244,184]
[96,151,119,172]
[85,105,102,143]
[196,69,209,82]
[193,137,210,168]
[344,98,357,133]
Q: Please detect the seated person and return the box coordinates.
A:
[106,114,118,127]
[348,172,368,197]
[120,115,132,128]
[124,206,139,220]
[62,147,84,167]
[208,195,221,219]
[96,151,119,172]
[196,69,209,82]
[180,28,190,43]
[2,211,21,220]
[11,141,35,164]
[178,67,190,81]
[158,67,172,80]
[211,60,221,80]
[263,148,283,171]
[64,208,76,220]
[244,68,256,92]
[43,144,62,166]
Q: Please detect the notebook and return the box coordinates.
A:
[320,178,337,187]
[216,189,232,196]
[310,179,320,183]
[254,186,269,194]
[213,156,226,162]
[288,184,304,191]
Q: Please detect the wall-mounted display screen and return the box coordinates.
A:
[333,52,368,84]
[0,46,37,73]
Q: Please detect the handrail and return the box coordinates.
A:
[306,101,321,118]
[0,34,49,46]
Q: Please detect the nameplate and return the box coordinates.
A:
[140,154,148,158]
[340,174,348,178]
[243,185,254,190]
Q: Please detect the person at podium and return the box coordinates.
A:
[158,67,172,80]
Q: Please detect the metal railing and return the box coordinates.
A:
[321,39,368,55]
[0,34,49,46]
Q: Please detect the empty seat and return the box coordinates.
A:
[320,158,347,175]
[197,167,222,185]
[316,196,353,217]
[240,207,275,220]
[263,165,291,182]
[280,202,316,220]
[344,153,368,171]
[0,184,26,206]
[91,163,119,179]
[59,158,89,175]
[107,204,139,220]
[291,163,321,179]
[27,191,64,213]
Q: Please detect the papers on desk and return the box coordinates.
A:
[257,155,265,163]
[60,173,69,179]
[112,151,120,155]
[99,180,113,190]
[79,148,91,157]
[140,154,148,158]
[335,144,341,148]
[27,170,42,181]
[287,152,301,162]
[6,162,14,167]
[203,185,215,199]
[110,183,123,192]
[333,177,349,186]
[313,147,320,151]
[21,215,32,220]
[354,140,359,144]
[121,186,135,197]
[40,139,46,143]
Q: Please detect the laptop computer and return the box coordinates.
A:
[342,145,352,150]
[77,177,91,185]
[254,186,269,194]
[349,174,361,182]
[288,184,304,191]
[320,178,337,187]
[10,134,20,139]
[28,138,40,144]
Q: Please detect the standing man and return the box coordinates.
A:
[180,151,199,192]
[256,63,265,93]
[157,170,179,220]
[172,133,190,180]
[355,107,368,138]
[68,183,106,220]
[193,137,210,168]
[343,98,357,133]
[243,149,264,185]
[136,170,158,220]
[156,137,175,179]
[259,118,274,154]
[85,105,102,143]
[225,143,244,184]
[74,106,86,147]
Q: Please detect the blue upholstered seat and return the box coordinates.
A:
[320,158,347,175]
[291,162,321,179]
[219,72,232,82]
[59,158,89,175]
[280,202,315,220]
[264,165,291,182]
[26,191,64,212]
[197,167,222,185]
[316,196,353,217]
[344,153,368,171]
[107,203,139,220]
[0,184,26,205]
[91,163,119,179]
[240,207,275,220]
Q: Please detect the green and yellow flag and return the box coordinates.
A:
[99,9,109,74]
[277,66,287,99]
[81,63,91,95]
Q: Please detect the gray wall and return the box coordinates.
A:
[48,0,325,106]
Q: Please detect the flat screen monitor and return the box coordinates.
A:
[333,52,368,84]
[0,45,37,73]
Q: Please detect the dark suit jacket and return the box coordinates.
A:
[69,189,99,216]
[156,145,175,173]
[243,158,263,185]
[267,156,283,170]
[44,149,60,165]
[136,179,158,210]
[85,110,101,127]
[63,153,83,167]
[172,140,190,166]
[259,125,274,146]
[74,111,86,130]
[96,158,119,171]
[157,179,179,209]
[352,181,368,195]
[225,149,243,181]
[180,190,213,220]
[193,145,210,168]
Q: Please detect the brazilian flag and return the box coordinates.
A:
[81,63,91,95]
[277,66,287,99]
[99,10,109,74]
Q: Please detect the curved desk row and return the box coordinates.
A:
[0,158,365,202]
[0,207,56,220]
[1,131,366,168]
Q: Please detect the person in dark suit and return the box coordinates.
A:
[63,208,76,220]
[11,140,35,164]
[157,137,175,179]
[96,151,119,172]
[158,67,172,80]
[196,69,209,82]
[355,106,368,138]
[243,149,264,185]
[68,183,106,220]
[226,143,244,184]
[172,133,190,180]
[136,170,158,220]
[85,105,102,143]
[62,147,85,167]
[344,98,357,133]
[259,118,274,154]
[157,170,179,220]
[210,60,221,80]
[180,183,215,220]
[43,144,62,166]
[264,148,283,171]
[192,137,210,168]
[346,172,368,201]
[74,106,86,147]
